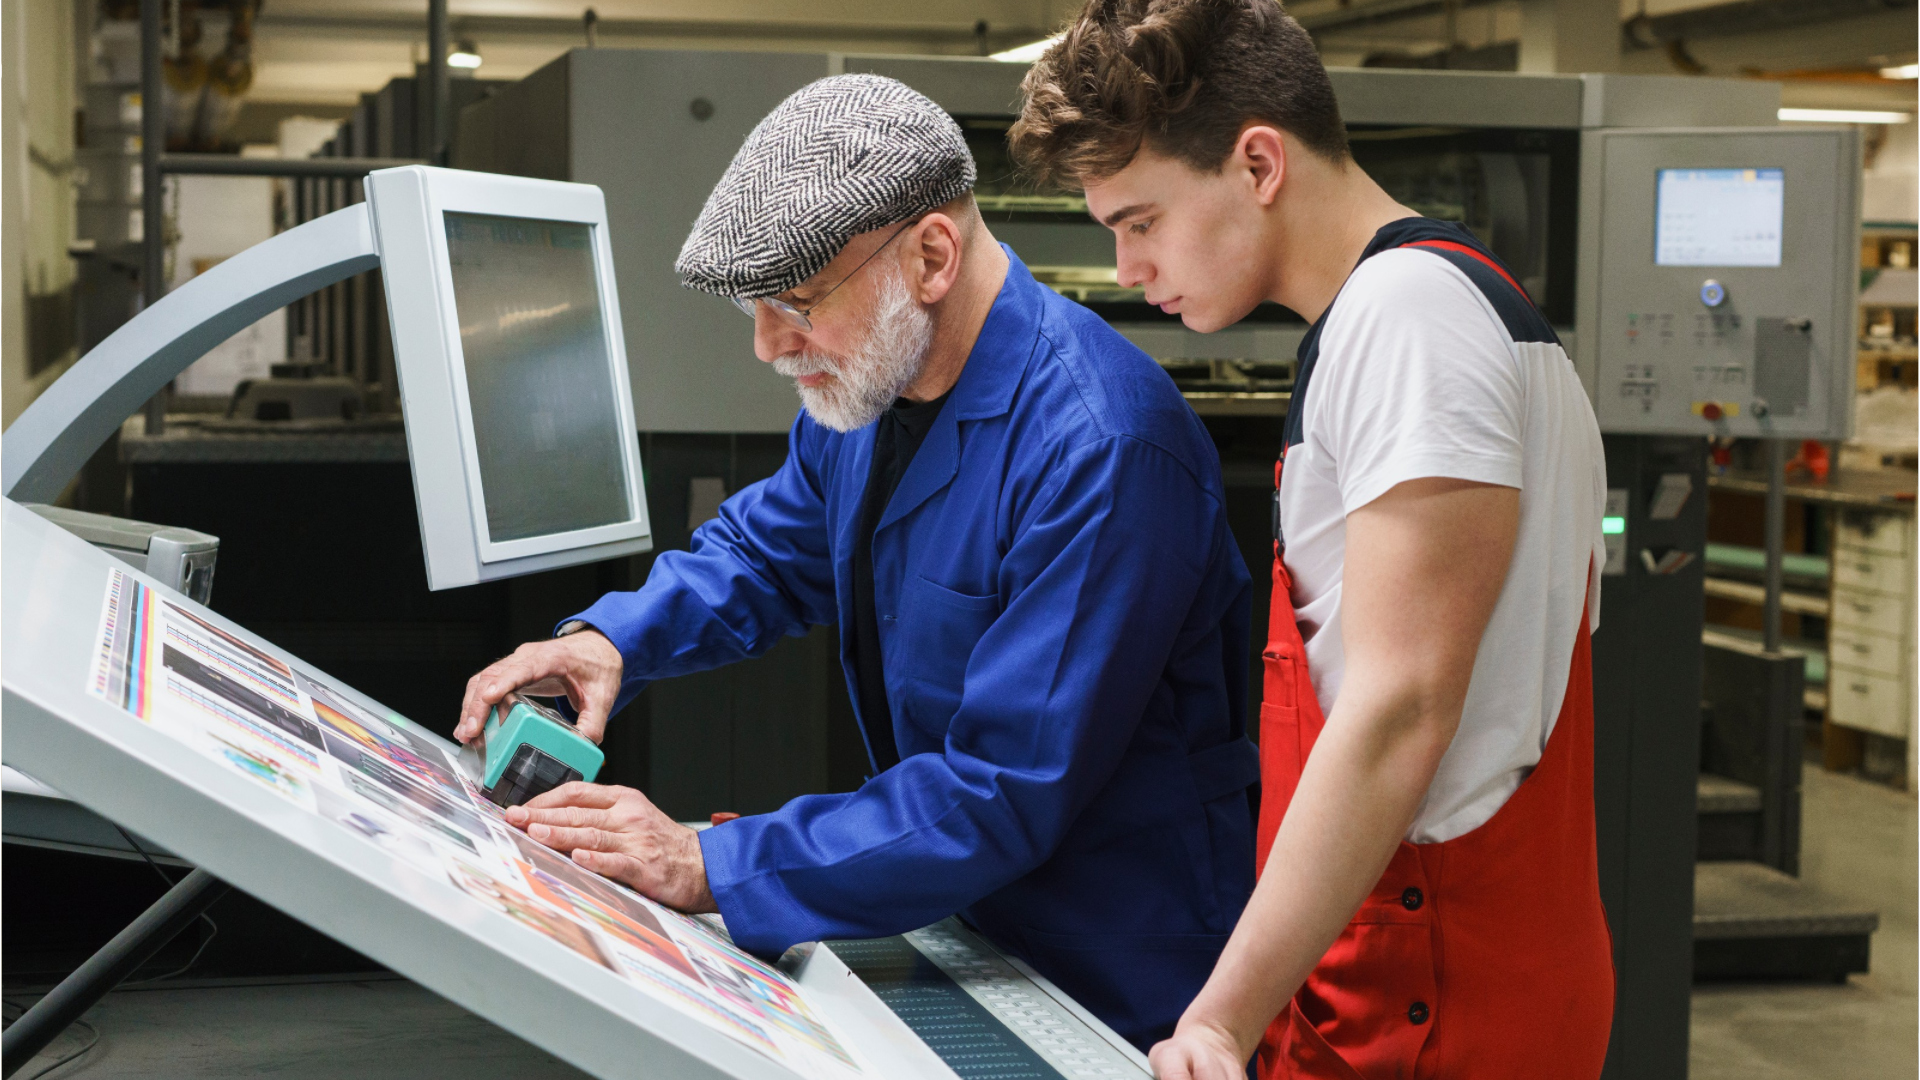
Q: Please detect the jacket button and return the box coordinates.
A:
[1408,1001,1430,1025]
[1401,887,1424,911]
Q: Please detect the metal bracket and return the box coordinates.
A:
[2,204,379,504]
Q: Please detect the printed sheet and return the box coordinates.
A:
[86,567,864,1080]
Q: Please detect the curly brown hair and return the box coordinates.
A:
[1008,0,1348,191]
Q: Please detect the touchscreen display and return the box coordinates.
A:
[444,212,631,544]
[1655,168,1784,268]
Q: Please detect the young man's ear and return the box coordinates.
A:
[1236,125,1289,208]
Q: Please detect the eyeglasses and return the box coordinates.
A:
[732,218,919,333]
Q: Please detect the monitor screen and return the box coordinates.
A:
[1654,168,1785,268]
[443,212,633,543]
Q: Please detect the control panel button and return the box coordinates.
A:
[1699,279,1727,307]
[1690,401,1740,420]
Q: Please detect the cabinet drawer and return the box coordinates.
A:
[1831,589,1913,639]
[1828,627,1907,679]
[1837,512,1913,558]
[1832,545,1914,598]
[1828,669,1911,739]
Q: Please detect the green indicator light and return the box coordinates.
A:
[1602,516,1627,535]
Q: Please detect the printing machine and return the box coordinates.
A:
[4,50,1867,1080]
[449,54,1866,1080]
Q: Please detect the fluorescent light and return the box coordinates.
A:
[448,41,482,69]
[1779,107,1911,124]
[1881,63,1919,79]
[991,32,1063,63]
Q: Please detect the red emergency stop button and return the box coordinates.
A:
[1700,402,1723,421]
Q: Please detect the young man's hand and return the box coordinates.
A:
[455,629,623,744]
[506,783,717,913]
[1147,1017,1248,1080]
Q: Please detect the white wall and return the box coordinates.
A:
[169,169,286,397]
[3,0,78,429]
[2,0,23,429]
[1863,119,1918,226]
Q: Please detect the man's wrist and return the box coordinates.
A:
[680,825,718,913]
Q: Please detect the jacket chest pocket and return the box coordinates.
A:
[893,576,1000,732]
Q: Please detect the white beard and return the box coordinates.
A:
[772,268,933,433]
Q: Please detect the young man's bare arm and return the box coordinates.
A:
[1149,476,1519,1080]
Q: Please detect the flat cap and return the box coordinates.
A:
[675,74,977,299]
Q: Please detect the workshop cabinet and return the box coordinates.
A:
[1827,512,1915,741]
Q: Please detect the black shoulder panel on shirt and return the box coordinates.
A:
[1283,218,1558,455]
[1285,324,1323,451]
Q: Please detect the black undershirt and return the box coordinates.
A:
[850,391,952,773]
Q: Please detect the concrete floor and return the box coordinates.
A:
[5,976,592,1079]
[8,762,1914,1079]
[1690,763,1918,1080]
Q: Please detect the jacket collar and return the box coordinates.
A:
[876,245,1042,531]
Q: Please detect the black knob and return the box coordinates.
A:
[1409,1001,1430,1025]
[1400,886,1424,911]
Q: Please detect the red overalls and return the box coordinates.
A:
[1255,240,1615,1080]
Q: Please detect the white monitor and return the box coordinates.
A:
[1653,166,1785,268]
[366,166,652,590]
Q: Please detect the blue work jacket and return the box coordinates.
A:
[567,250,1256,1049]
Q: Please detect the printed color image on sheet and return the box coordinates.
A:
[82,568,868,1080]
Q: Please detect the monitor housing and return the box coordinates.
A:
[367,166,651,590]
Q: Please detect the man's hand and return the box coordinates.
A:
[455,629,624,744]
[1147,1018,1248,1080]
[506,783,717,914]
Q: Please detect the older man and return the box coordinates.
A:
[453,75,1256,1049]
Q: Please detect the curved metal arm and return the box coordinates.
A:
[3,204,380,503]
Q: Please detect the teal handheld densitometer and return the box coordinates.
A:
[480,697,603,807]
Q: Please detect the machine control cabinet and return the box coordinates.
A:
[1583,127,1860,438]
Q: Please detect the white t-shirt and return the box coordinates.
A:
[1278,246,1607,843]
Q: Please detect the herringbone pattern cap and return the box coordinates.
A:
[675,74,976,299]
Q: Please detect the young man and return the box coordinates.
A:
[455,74,1258,1051]
[1012,3,1612,1078]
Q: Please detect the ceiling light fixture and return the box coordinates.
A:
[1779,107,1911,124]
[449,41,482,69]
[991,32,1063,63]
[1880,63,1919,80]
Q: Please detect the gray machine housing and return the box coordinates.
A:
[23,503,219,605]
[1579,127,1860,439]
[454,58,1862,438]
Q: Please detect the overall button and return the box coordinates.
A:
[1400,887,1424,911]
[1408,1002,1430,1025]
